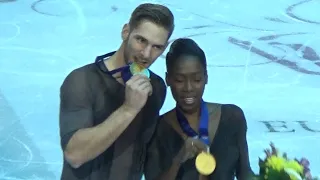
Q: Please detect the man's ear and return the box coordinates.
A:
[121,23,130,41]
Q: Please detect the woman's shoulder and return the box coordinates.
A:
[160,108,176,123]
[206,102,246,125]
[222,103,245,115]
[206,102,244,114]
[156,109,176,134]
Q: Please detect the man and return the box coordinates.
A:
[59,3,174,180]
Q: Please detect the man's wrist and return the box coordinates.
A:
[120,104,140,117]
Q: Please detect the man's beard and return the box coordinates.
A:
[122,40,150,67]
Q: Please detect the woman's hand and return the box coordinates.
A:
[175,137,209,164]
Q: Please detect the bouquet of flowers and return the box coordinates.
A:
[251,143,319,180]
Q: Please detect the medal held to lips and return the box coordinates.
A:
[129,62,150,78]
[195,151,216,175]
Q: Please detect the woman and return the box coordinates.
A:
[144,38,253,180]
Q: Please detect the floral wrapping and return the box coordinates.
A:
[250,143,319,180]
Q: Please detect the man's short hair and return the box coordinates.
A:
[129,3,175,39]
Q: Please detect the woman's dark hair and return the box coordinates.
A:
[165,38,207,73]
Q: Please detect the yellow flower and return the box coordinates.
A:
[285,160,304,174]
[265,155,286,171]
[284,168,303,180]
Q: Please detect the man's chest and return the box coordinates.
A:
[93,88,160,143]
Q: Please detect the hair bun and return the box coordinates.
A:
[169,38,200,54]
[165,38,207,73]
[168,38,186,54]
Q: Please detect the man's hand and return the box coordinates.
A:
[123,75,153,113]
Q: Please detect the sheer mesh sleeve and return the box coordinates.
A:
[144,119,178,180]
[232,105,254,180]
[144,74,171,179]
[59,69,94,150]
[152,73,167,111]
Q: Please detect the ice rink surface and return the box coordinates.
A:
[0,0,319,179]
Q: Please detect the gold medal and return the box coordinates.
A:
[195,151,216,175]
[130,62,150,78]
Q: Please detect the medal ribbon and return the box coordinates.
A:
[95,52,133,83]
[176,99,209,146]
